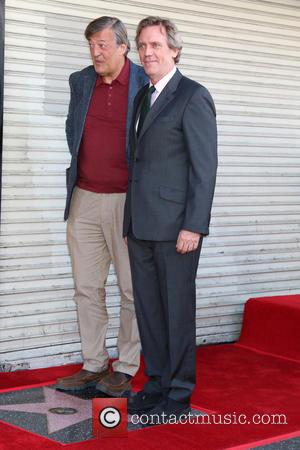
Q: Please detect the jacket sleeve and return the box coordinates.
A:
[65,73,76,155]
[182,85,218,236]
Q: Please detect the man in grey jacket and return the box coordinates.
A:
[124,16,217,419]
[56,16,147,396]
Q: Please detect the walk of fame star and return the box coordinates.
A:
[0,386,92,434]
[0,385,205,444]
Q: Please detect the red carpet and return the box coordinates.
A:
[236,294,300,362]
[1,294,300,450]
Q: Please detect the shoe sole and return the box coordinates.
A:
[127,404,159,415]
[95,383,132,398]
[54,380,99,391]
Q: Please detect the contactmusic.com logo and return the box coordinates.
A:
[93,398,128,438]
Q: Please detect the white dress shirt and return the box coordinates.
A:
[136,66,177,131]
[149,66,177,106]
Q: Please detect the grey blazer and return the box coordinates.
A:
[123,69,218,240]
[64,60,148,220]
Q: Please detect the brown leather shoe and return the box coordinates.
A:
[96,371,132,397]
[55,368,109,391]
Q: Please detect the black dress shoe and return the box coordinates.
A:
[128,390,164,414]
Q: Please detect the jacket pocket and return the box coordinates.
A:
[159,185,186,204]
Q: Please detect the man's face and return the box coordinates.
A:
[88,27,126,78]
[137,25,178,84]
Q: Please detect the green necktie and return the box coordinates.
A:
[137,85,156,137]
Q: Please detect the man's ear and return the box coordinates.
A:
[172,48,179,61]
[119,43,128,56]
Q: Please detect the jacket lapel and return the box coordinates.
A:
[137,69,182,142]
[127,61,148,150]
[76,68,97,153]
[131,84,149,151]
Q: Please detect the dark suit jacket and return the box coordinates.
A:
[64,59,148,220]
[123,69,218,241]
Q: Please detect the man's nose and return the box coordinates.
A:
[144,45,153,56]
[90,45,100,57]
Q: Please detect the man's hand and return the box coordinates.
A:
[124,236,128,245]
[176,229,201,254]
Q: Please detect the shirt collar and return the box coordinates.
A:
[150,66,177,93]
[96,57,130,87]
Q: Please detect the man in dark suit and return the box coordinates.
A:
[56,16,147,396]
[124,16,218,420]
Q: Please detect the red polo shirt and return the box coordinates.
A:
[77,58,129,193]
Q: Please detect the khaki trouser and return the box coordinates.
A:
[67,187,140,375]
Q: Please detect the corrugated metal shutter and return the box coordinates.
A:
[1,0,300,370]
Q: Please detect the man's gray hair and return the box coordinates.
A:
[135,16,182,64]
[85,16,130,56]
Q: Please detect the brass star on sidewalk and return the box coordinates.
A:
[0,387,92,433]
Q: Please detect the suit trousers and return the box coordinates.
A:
[127,233,202,404]
[67,187,140,375]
